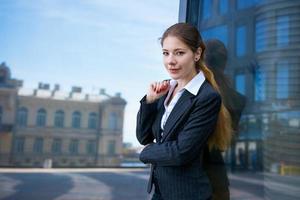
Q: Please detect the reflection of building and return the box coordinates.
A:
[179,0,300,199]
[0,62,127,167]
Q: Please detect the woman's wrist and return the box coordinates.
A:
[146,95,157,104]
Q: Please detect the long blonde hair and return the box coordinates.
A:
[161,23,233,151]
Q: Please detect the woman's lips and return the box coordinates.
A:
[169,68,180,73]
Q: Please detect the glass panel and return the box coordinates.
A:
[277,16,289,47]
[236,25,246,56]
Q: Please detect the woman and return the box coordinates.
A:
[136,23,232,200]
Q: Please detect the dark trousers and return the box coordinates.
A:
[151,177,163,200]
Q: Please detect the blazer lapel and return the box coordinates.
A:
[153,94,167,141]
[161,90,194,142]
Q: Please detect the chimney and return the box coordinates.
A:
[99,88,106,95]
[115,92,121,98]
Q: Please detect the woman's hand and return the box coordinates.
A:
[146,80,170,103]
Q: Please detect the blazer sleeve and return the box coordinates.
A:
[136,95,158,145]
[139,92,221,166]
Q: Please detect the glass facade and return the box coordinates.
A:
[255,68,266,101]
[255,19,267,52]
[182,0,300,199]
[219,0,228,14]
[277,16,289,47]
[201,0,212,20]
[276,61,289,99]
[236,25,246,56]
[202,25,228,46]
[235,74,246,95]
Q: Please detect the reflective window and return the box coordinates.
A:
[255,67,266,101]
[54,110,64,128]
[72,111,81,128]
[276,61,289,99]
[237,0,262,9]
[52,138,62,154]
[202,25,228,46]
[36,108,46,127]
[277,16,289,47]
[219,0,228,14]
[33,138,43,154]
[201,0,212,20]
[187,0,200,27]
[255,20,267,52]
[17,107,28,127]
[69,139,79,155]
[88,112,97,129]
[235,74,246,95]
[236,25,247,56]
[109,112,118,130]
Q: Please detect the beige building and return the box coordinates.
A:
[0,62,126,167]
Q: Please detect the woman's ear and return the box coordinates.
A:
[194,47,202,61]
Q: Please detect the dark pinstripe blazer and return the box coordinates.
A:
[136,81,221,200]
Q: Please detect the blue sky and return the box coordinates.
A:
[0,0,179,147]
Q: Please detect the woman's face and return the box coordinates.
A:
[162,36,199,82]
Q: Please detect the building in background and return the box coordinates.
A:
[0,62,126,167]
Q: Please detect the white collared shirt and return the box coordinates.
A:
[161,71,206,130]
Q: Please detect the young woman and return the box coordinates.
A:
[136,23,232,200]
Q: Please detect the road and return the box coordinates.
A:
[0,168,294,200]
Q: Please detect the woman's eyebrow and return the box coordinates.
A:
[162,48,186,51]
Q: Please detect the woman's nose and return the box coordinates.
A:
[167,54,176,65]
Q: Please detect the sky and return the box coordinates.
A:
[0,0,180,147]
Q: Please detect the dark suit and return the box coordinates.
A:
[136,81,221,200]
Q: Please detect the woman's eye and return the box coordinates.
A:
[162,52,169,56]
[176,51,185,56]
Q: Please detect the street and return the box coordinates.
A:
[0,168,265,200]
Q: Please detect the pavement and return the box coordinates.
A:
[0,168,298,200]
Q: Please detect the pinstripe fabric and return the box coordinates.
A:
[136,81,221,200]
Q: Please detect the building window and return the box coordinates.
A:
[276,61,289,99]
[109,113,118,130]
[33,138,44,154]
[52,138,62,154]
[88,113,97,129]
[36,108,47,127]
[17,107,28,127]
[72,111,81,128]
[255,67,266,101]
[69,139,79,155]
[236,25,247,56]
[54,110,64,128]
[202,25,228,46]
[86,140,96,155]
[219,0,228,14]
[201,0,212,20]
[237,0,261,9]
[255,20,267,52]
[107,140,116,155]
[235,74,246,95]
[187,0,200,26]
[277,16,289,47]
[14,137,25,153]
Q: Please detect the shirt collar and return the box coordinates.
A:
[169,70,206,96]
[184,70,206,95]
